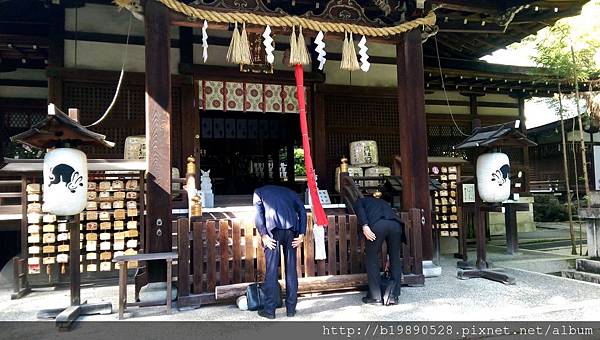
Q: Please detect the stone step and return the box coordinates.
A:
[576,259,600,275]
[561,270,600,284]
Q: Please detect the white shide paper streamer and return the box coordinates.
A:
[262,25,275,64]
[314,31,327,70]
[358,35,370,72]
[202,20,208,63]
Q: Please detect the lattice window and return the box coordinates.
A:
[63,81,182,165]
[8,113,30,128]
[324,95,400,190]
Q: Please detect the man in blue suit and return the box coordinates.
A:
[354,191,405,305]
[253,185,307,319]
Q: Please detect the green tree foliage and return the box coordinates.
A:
[294,148,306,176]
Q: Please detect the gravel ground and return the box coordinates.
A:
[2,255,600,322]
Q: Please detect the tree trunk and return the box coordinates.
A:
[558,85,577,255]
[571,45,591,210]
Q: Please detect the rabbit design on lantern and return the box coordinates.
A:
[48,164,84,193]
[491,164,510,186]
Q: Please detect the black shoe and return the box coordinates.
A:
[286,310,296,317]
[258,309,275,319]
[362,296,382,304]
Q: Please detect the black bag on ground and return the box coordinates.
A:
[380,270,399,305]
[246,282,283,311]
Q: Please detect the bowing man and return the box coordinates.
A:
[253,185,306,319]
[353,191,406,305]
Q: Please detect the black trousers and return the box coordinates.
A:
[364,219,403,300]
[262,228,298,315]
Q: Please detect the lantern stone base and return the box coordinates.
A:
[139,282,177,304]
[488,196,536,235]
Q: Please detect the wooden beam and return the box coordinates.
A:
[144,0,173,282]
[179,63,325,84]
[396,30,432,261]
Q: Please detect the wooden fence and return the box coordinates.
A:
[176,209,424,307]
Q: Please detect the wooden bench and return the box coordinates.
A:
[113,252,177,319]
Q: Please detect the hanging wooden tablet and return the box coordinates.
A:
[42,214,56,223]
[113,201,124,209]
[100,251,112,261]
[125,180,139,190]
[99,211,111,221]
[42,224,55,233]
[88,182,97,190]
[88,191,97,200]
[113,240,125,250]
[126,239,138,248]
[86,201,98,210]
[27,183,41,193]
[100,262,112,271]
[100,241,111,251]
[28,257,40,274]
[86,211,98,220]
[86,233,98,241]
[27,194,41,202]
[126,201,137,209]
[99,201,112,210]
[42,233,55,243]
[126,221,137,230]
[42,245,56,254]
[58,244,70,252]
[27,203,42,213]
[112,180,124,190]
[43,257,55,265]
[86,222,98,231]
[29,246,40,254]
[125,229,138,238]
[126,191,137,200]
[113,209,126,220]
[113,220,124,230]
[99,192,110,200]
[28,225,40,233]
[100,222,111,230]
[99,181,111,191]
[86,241,97,252]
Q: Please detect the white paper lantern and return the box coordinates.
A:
[43,148,88,215]
[476,152,511,203]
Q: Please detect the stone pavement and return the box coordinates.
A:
[2,254,600,322]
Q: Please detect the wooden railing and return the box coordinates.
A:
[175,208,424,307]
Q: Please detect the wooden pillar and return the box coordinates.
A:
[518,96,531,192]
[48,5,64,107]
[144,0,172,282]
[179,27,197,172]
[396,30,432,261]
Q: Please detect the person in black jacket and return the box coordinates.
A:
[353,191,405,305]
[253,185,307,319]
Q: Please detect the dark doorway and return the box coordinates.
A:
[199,111,301,195]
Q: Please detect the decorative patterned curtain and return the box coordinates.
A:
[198,80,302,113]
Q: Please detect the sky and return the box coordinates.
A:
[479,0,600,129]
